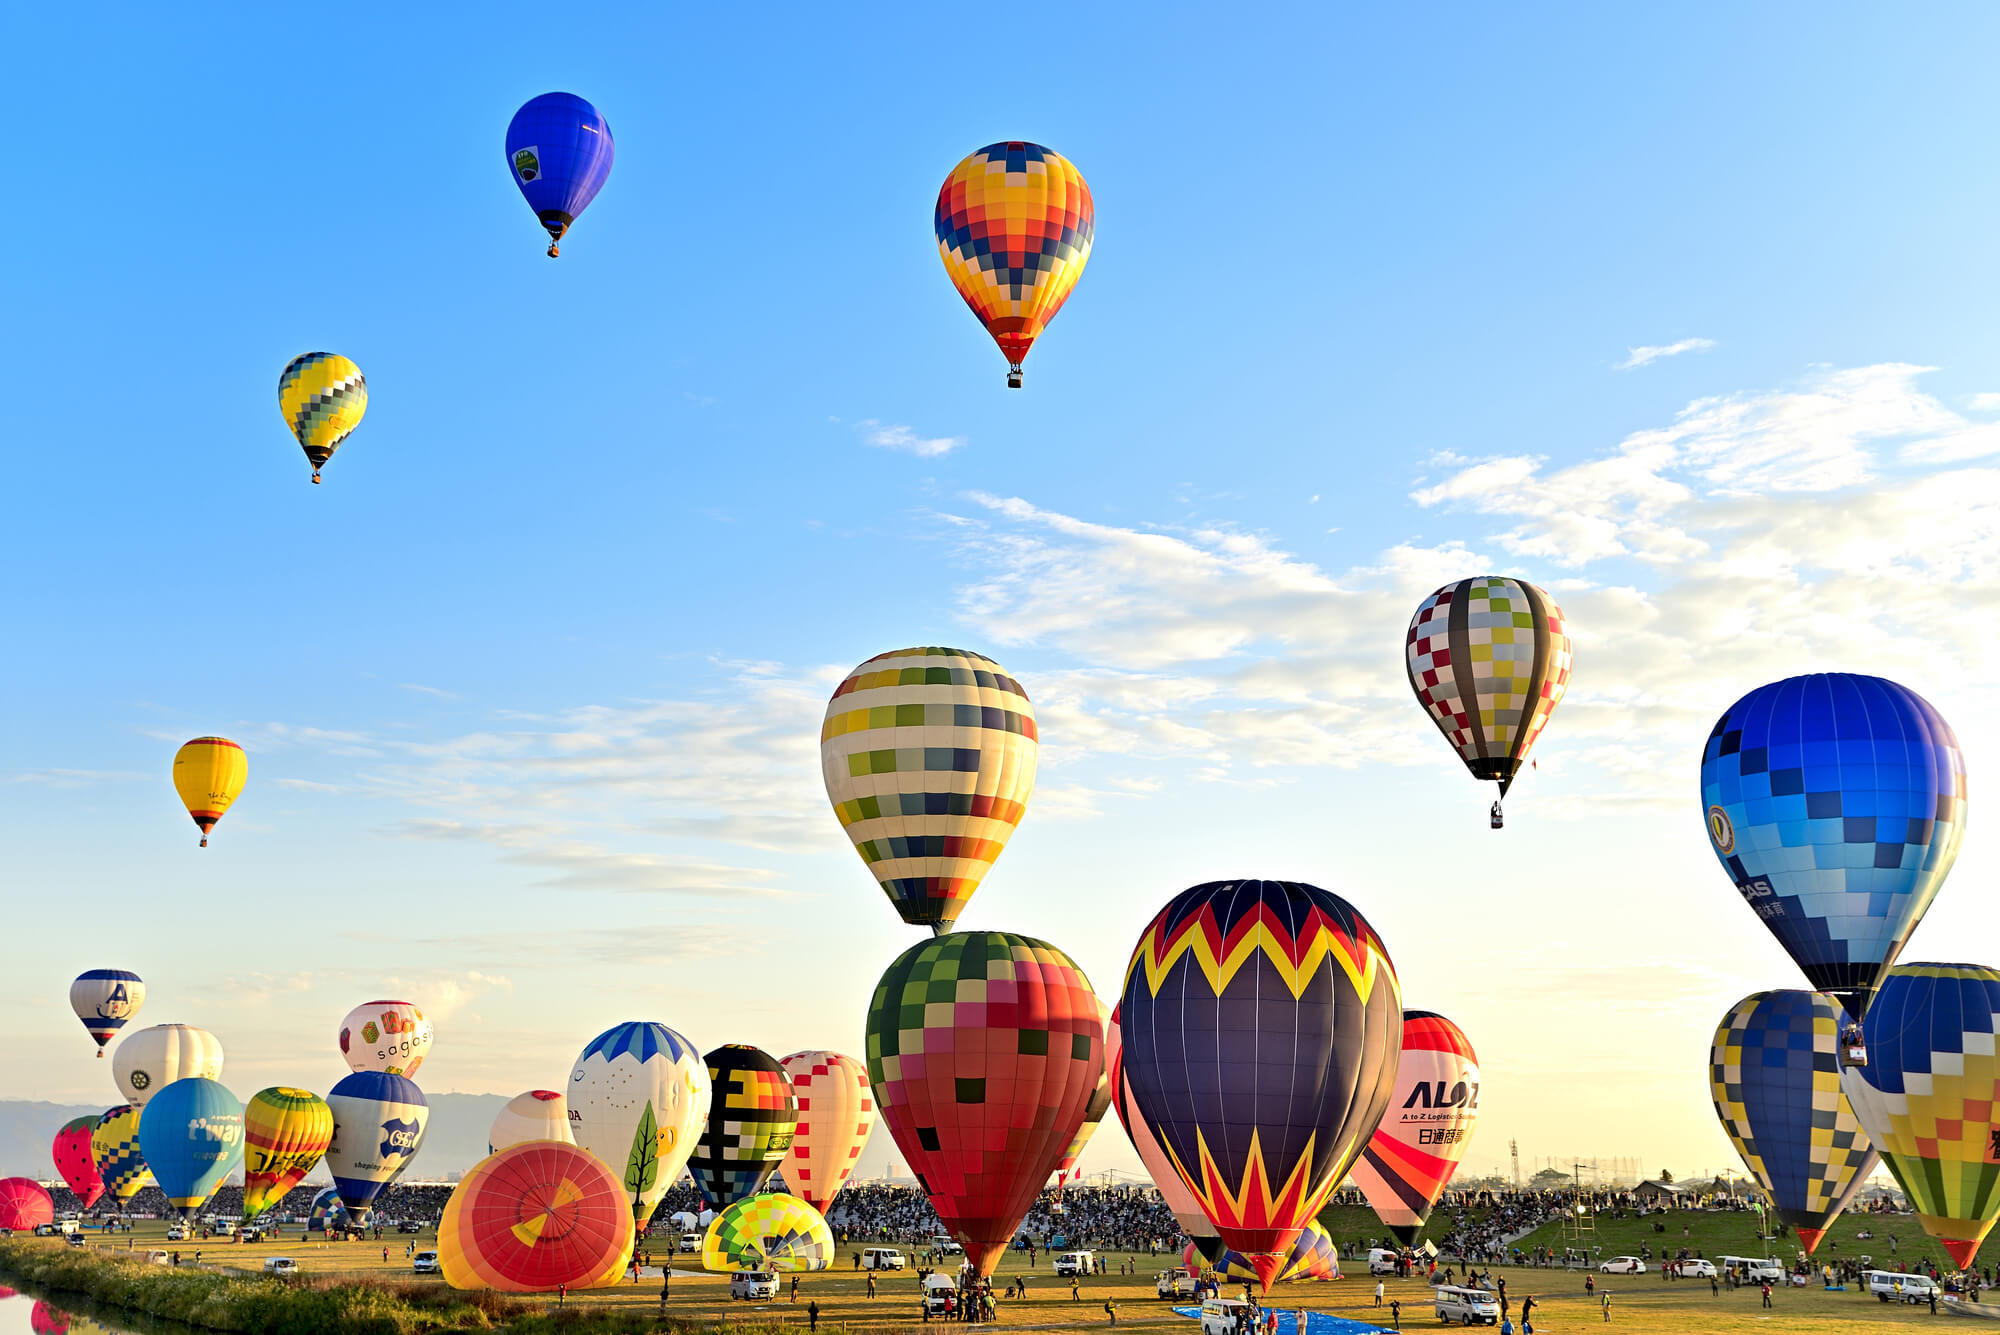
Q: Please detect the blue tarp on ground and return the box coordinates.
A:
[1171,1306,1397,1335]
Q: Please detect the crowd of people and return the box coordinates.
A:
[43,1182,455,1230]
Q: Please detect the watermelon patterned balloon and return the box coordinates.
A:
[821,647,1038,933]
[1119,880,1402,1291]
[438,1141,634,1291]
[866,931,1105,1277]
[1348,1011,1482,1246]
[1842,964,2000,1268]
[688,1045,797,1211]
[51,1118,105,1210]
[700,1192,835,1272]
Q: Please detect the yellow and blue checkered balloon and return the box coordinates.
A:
[278,352,367,483]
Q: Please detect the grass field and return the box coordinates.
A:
[3,1218,1974,1335]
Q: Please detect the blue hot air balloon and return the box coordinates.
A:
[136,1077,244,1219]
[1700,674,1965,1025]
[504,93,615,258]
[325,1071,428,1225]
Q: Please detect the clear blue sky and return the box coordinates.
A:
[9,5,2000,1183]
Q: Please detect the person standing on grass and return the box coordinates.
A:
[867,1272,878,1298]
[792,1275,800,1302]
[1761,1281,1772,1308]
[1520,1294,1535,1334]
[809,1300,820,1331]
[1601,1291,1612,1322]
[1104,1298,1117,1325]
[1389,1298,1401,1328]
[1374,1280,1384,1307]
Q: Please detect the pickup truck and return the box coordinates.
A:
[1157,1268,1196,1299]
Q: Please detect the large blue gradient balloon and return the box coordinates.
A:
[504,92,614,257]
[1700,674,1965,1020]
[136,1077,243,1219]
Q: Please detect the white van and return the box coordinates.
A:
[863,1246,905,1271]
[1200,1298,1253,1335]
[680,1232,701,1251]
[1055,1250,1095,1277]
[1369,1247,1401,1275]
[731,1270,778,1300]
[262,1257,299,1277]
[1434,1286,1500,1325]
[924,1273,961,1315]
[1720,1256,1783,1283]
[1867,1270,1940,1303]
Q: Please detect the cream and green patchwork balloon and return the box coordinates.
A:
[701,1192,834,1272]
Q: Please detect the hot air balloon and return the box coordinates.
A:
[505,93,614,258]
[821,647,1038,933]
[1055,997,1113,1187]
[1709,991,1878,1257]
[569,1022,710,1225]
[437,1141,635,1291]
[91,1105,153,1204]
[113,1023,223,1108]
[307,1185,349,1234]
[1702,674,1965,1041]
[28,1302,68,1335]
[325,1071,428,1225]
[1119,880,1402,1291]
[0,1178,53,1232]
[935,142,1094,387]
[866,930,1104,1277]
[1348,1011,1482,1246]
[278,353,367,484]
[171,738,246,847]
[701,1192,835,1272]
[778,1051,874,1212]
[51,1118,105,1210]
[1201,1220,1341,1285]
[688,1045,797,1211]
[1407,577,1572,828]
[338,1000,434,1078]
[242,1087,334,1222]
[1108,1004,1221,1249]
[69,969,144,1057]
[490,1091,574,1155]
[1842,964,2000,1269]
[137,1078,244,1220]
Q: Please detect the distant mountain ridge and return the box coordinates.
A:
[0,1093,510,1181]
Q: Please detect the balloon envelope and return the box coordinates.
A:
[137,1078,244,1218]
[1204,1220,1340,1285]
[1108,1004,1219,1245]
[866,930,1104,1277]
[1407,577,1572,801]
[689,1045,797,1210]
[1710,991,1878,1256]
[278,353,366,482]
[1842,963,2000,1268]
[438,1141,634,1292]
[935,142,1094,383]
[113,1024,223,1109]
[1702,674,1965,1020]
[338,1000,434,1078]
[569,1021,710,1224]
[91,1105,153,1202]
[69,970,144,1052]
[504,93,614,255]
[325,1071,428,1224]
[1349,1011,1482,1246]
[51,1118,105,1210]
[1119,879,1402,1290]
[307,1185,349,1233]
[701,1192,835,1272]
[172,738,246,846]
[242,1087,334,1222]
[778,1051,873,1212]
[821,647,1038,931]
[0,1178,53,1232]
[1055,997,1113,1184]
[490,1090,574,1155]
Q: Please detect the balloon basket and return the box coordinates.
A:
[1006,366,1023,389]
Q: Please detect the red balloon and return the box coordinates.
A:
[864,931,1105,1277]
[51,1118,104,1210]
[0,1177,54,1232]
[29,1302,69,1335]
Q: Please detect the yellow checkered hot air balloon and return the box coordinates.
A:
[172,737,246,848]
[278,352,367,483]
[935,143,1094,388]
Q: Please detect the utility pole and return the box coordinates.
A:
[1510,1139,1521,1190]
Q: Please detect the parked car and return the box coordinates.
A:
[1600,1256,1646,1274]
[680,1232,702,1251]
[1674,1259,1716,1278]
[1157,1268,1197,1299]
[1434,1285,1500,1326]
[412,1251,440,1275]
[1054,1250,1095,1277]
[933,1236,964,1255]
[731,1270,778,1301]
[1200,1298,1252,1335]
[263,1258,299,1277]
[1369,1247,1402,1275]
[64,1233,86,1248]
[862,1247,905,1271]
[166,1224,190,1241]
[142,1250,171,1265]
[1867,1270,1940,1303]
[924,1274,960,1315]
[1719,1256,1783,1283]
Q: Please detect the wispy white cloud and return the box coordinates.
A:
[858,419,965,458]
[399,683,459,700]
[1615,337,1716,370]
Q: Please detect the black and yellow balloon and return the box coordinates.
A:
[278,353,367,483]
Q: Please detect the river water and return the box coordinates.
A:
[0,1283,151,1335]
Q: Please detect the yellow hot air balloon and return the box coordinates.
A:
[172,737,246,847]
[821,647,1037,933]
[242,1088,334,1222]
[278,352,367,483]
